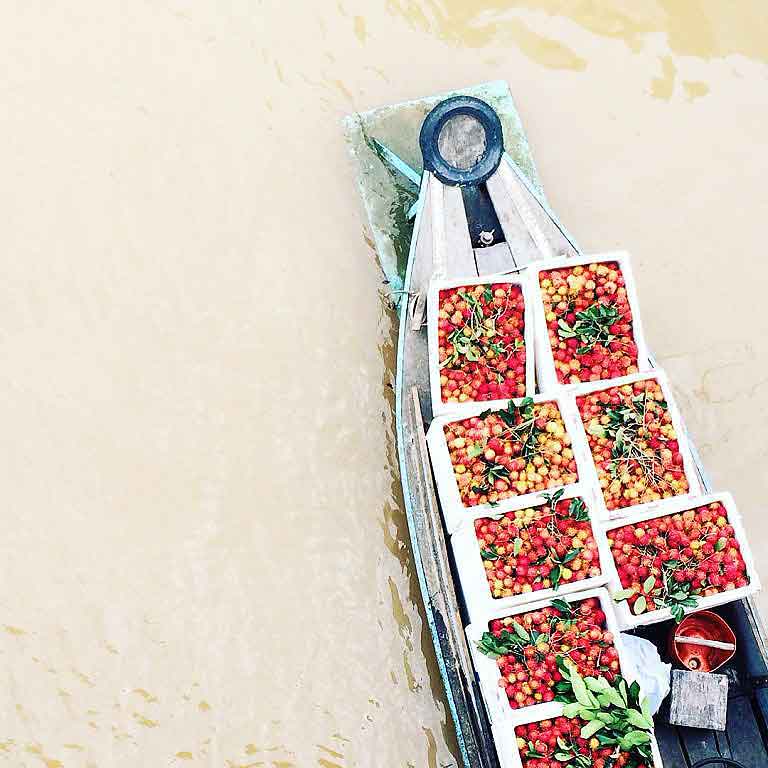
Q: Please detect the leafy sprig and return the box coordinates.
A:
[612,559,699,623]
[554,664,655,766]
[557,302,621,355]
[588,391,670,492]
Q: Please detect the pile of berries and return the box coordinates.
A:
[437,283,527,403]
[609,501,750,620]
[538,261,639,384]
[576,378,690,513]
[479,597,619,710]
[515,716,650,768]
[444,398,578,508]
[475,492,600,597]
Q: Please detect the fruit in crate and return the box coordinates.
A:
[515,667,656,768]
[538,261,640,385]
[475,490,600,597]
[477,596,619,710]
[576,378,689,512]
[609,501,750,622]
[514,713,653,768]
[437,282,527,403]
[444,398,578,507]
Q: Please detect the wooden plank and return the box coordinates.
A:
[669,671,728,730]
[429,172,447,278]
[487,160,555,264]
[406,175,433,335]
[500,155,582,260]
[653,722,689,768]
[442,183,477,277]
[485,169,538,266]
[755,686,768,734]
[403,386,496,766]
[679,726,722,766]
[474,243,516,276]
[725,695,768,768]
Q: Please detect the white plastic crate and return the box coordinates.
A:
[465,588,632,728]
[451,484,611,623]
[427,273,535,417]
[426,394,592,534]
[567,369,702,521]
[601,491,761,630]
[528,251,651,391]
[491,701,664,768]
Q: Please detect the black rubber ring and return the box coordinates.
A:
[419,95,504,186]
[691,759,747,767]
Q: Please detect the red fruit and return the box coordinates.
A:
[609,502,749,614]
[578,378,690,511]
[438,283,527,404]
[539,261,638,384]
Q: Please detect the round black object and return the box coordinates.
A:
[419,96,504,186]
[691,760,747,768]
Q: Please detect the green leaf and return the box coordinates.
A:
[619,679,629,706]
[643,575,656,593]
[612,588,636,602]
[714,537,727,552]
[513,537,522,556]
[553,753,573,762]
[587,422,607,439]
[560,548,580,564]
[511,620,530,642]
[570,672,598,709]
[586,677,610,693]
[670,604,685,623]
[633,595,648,615]
[626,709,654,731]
[550,598,572,616]
[601,687,627,710]
[619,731,651,749]
[580,719,606,739]
[467,444,484,459]
[562,701,582,718]
[557,319,576,339]
[568,497,589,521]
[542,487,566,508]
[549,564,562,590]
[480,546,499,561]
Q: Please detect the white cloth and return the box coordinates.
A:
[620,632,672,714]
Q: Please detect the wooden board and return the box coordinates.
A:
[669,671,728,731]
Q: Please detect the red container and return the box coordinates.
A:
[668,611,736,672]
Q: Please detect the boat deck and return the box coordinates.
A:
[636,600,768,768]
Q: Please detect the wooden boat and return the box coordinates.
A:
[345,82,768,768]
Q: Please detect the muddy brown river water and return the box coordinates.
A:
[2,2,768,767]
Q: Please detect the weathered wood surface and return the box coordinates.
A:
[669,670,728,730]
[402,387,498,767]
